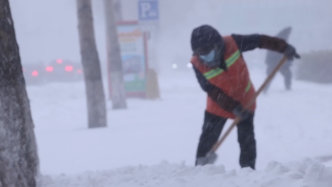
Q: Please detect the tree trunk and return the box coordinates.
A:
[76,0,107,128]
[104,0,127,109]
[113,0,122,21]
[0,0,39,186]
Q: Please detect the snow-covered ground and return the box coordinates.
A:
[41,160,332,187]
[27,67,332,186]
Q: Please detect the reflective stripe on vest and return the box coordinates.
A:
[203,50,240,80]
[245,81,251,93]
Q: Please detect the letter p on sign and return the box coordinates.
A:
[141,3,151,18]
[138,0,159,21]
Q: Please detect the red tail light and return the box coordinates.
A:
[57,59,63,64]
[32,71,38,76]
[65,66,73,72]
[46,66,54,72]
[77,69,82,73]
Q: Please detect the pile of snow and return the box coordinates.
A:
[26,67,332,186]
[41,159,331,187]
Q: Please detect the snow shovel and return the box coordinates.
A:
[209,56,288,159]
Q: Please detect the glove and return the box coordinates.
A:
[284,44,301,61]
[232,105,251,120]
[196,151,218,166]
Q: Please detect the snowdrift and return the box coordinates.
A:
[41,159,331,187]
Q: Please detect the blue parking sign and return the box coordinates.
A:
[138,0,159,21]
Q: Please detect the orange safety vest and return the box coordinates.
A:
[191,36,256,119]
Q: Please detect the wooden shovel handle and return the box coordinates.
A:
[211,56,288,153]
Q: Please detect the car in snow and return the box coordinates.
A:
[22,63,47,85]
[22,59,84,85]
[169,56,193,71]
[44,59,83,83]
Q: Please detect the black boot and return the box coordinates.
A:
[195,111,227,165]
[237,113,256,170]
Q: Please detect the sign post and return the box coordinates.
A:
[107,1,160,99]
[137,0,160,72]
[108,21,149,99]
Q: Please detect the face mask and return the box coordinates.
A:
[199,49,215,63]
[198,43,224,68]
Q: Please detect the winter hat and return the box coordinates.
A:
[191,25,223,52]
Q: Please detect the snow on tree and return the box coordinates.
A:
[0,0,39,186]
[76,0,107,128]
[103,0,127,109]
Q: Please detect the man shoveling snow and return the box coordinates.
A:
[190,25,300,169]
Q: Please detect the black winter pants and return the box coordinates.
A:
[196,111,256,169]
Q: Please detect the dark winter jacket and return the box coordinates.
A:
[265,27,292,68]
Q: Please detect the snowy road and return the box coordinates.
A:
[27,68,332,186]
